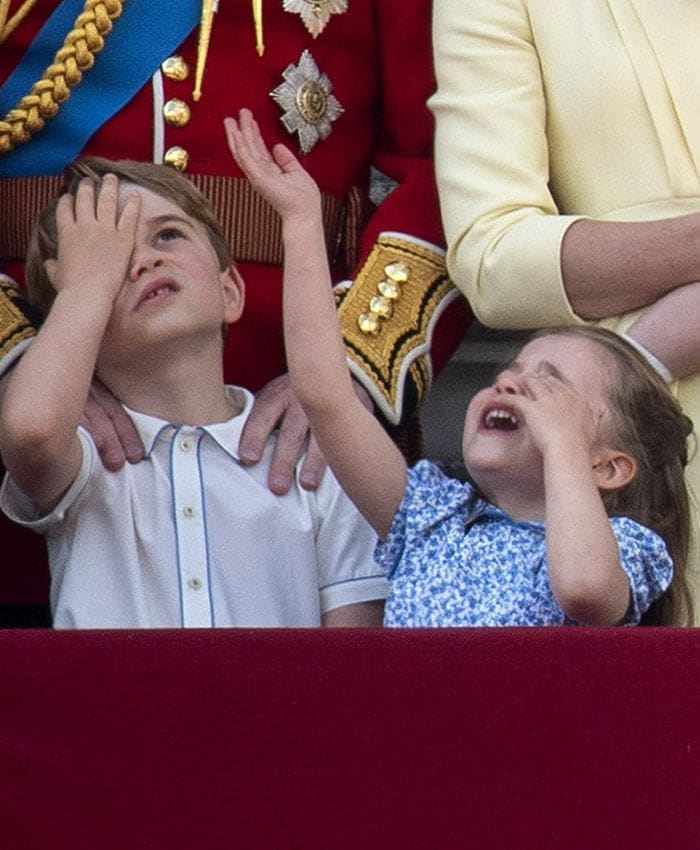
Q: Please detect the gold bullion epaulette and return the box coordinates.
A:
[337,233,460,426]
[0,276,36,364]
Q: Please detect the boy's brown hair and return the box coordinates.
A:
[25,156,234,317]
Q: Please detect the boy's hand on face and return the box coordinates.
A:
[46,174,141,305]
[224,109,321,221]
[508,375,605,457]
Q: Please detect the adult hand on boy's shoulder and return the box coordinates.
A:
[239,374,324,494]
[240,374,375,495]
[85,372,325,490]
[82,378,145,471]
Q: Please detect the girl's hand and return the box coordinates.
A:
[46,174,140,302]
[224,108,321,220]
[509,373,606,457]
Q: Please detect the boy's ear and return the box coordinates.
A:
[221,265,245,325]
[44,258,57,284]
[592,447,637,493]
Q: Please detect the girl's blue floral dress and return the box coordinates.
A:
[375,461,673,626]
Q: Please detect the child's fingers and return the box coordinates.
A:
[117,190,142,237]
[238,107,268,157]
[73,177,97,221]
[224,111,255,158]
[55,193,76,230]
[272,142,303,174]
[95,173,118,223]
[225,108,320,214]
[224,116,260,176]
[226,109,279,173]
[43,257,58,286]
[223,116,243,159]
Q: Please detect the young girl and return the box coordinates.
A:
[226,110,694,627]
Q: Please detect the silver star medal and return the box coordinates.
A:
[283,0,348,38]
[270,50,344,154]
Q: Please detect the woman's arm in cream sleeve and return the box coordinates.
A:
[431,0,580,328]
[431,0,700,328]
[561,217,700,320]
[624,281,700,380]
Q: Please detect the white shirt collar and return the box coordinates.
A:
[124,385,253,460]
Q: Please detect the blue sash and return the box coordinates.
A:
[0,0,200,178]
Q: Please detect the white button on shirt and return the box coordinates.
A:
[1,387,387,628]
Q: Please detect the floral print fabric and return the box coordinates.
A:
[376,461,673,627]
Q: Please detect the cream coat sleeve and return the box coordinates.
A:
[430,0,583,328]
[430,0,700,329]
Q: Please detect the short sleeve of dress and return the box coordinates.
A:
[611,517,674,624]
[374,459,475,579]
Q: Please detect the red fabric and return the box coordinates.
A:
[0,513,49,604]
[1,0,469,390]
[0,627,698,849]
[0,0,472,608]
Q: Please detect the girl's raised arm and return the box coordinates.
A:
[225,110,407,537]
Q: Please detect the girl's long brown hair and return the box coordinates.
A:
[533,326,694,625]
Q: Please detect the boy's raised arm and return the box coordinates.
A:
[0,176,140,511]
[225,110,407,538]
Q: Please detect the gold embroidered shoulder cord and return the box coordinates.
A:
[0,0,125,156]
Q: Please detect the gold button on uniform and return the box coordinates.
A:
[385,261,410,283]
[369,295,393,319]
[378,279,401,299]
[161,55,190,82]
[163,98,191,128]
[164,146,189,171]
[358,313,380,335]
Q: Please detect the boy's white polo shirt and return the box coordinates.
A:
[1,387,387,628]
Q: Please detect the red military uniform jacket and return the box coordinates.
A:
[0,0,471,615]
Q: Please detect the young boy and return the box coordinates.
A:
[0,157,386,628]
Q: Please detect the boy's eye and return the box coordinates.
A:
[156,227,184,243]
